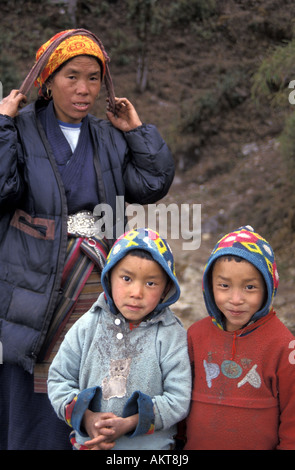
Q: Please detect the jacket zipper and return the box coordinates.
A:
[19,215,47,237]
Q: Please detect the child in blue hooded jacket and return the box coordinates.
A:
[48,228,191,450]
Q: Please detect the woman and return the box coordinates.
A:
[0,29,174,449]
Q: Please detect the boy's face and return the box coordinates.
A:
[110,254,169,324]
[212,258,265,332]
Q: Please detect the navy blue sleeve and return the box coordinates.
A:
[122,124,175,204]
[0,114,24,207]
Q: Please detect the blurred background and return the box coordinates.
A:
[1,0,295,331]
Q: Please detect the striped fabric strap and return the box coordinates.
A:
[33,235,109,393]
[41,236,108,360]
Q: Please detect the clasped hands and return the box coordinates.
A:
[82,409,139,450]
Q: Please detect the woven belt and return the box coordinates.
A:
[67,211,99,238]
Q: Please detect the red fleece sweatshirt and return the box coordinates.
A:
[184,311,295,450]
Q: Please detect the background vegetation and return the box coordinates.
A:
[1,0,295,298]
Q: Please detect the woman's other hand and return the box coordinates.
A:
[0,90,27,118]
[106,97,142,132]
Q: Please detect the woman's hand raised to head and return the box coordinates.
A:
[106,97,142,132]
[0,90,27,118]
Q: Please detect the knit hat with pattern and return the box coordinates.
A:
[101,228,180,315]
[202,225,279,328]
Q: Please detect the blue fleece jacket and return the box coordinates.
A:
[48,228,191,449]
[48,293,191,449]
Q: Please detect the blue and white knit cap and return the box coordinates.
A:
[202,225,279,328]
[101,228,181,315]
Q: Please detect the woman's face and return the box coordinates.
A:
[47,55,102,124]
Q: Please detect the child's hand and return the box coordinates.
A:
[83,411,139,450]
[82,410,116,450]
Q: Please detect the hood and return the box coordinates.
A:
[101,228,180,315]
[202,225,279,329]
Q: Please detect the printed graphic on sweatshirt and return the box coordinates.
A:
[203,358,261,389]
[102,357,132,400]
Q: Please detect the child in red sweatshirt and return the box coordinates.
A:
[184,225,295,450]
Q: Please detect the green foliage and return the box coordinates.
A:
[126,0,217,35]
[279,111,295,181]
[127,0,161,38]
[181,90,218,134]
[167,0,217,25]
[0,54,21,94]
[181,68,248,133]
[110,29,135,67]
[251,38,295,190]
[251,39,295,109]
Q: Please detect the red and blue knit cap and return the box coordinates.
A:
[101,228,181,315]
[202,225,279,328]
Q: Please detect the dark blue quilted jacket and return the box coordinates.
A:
[0,101,174,372]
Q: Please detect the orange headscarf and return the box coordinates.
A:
[34,30,106,88]
[19,29,115,113]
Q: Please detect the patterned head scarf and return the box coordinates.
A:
[101,228,181,315]
[34,30,106,89]
[202,225,279,328]
[19,29,116,113]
